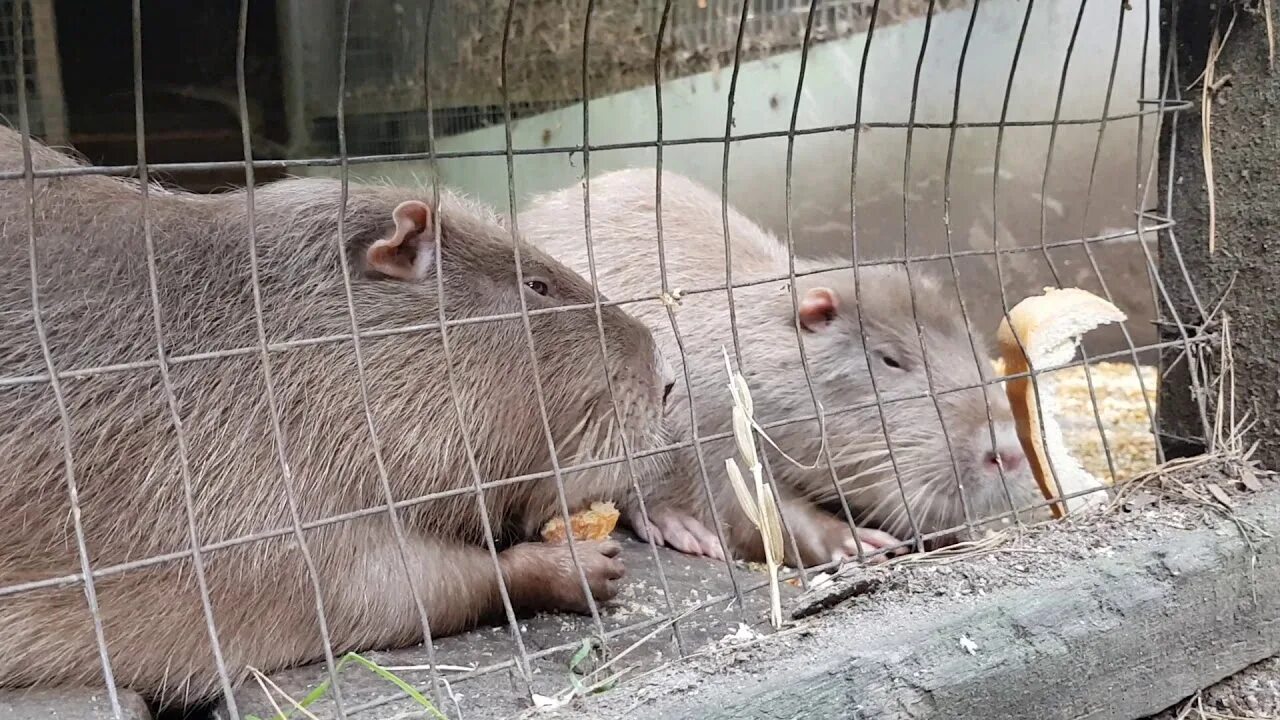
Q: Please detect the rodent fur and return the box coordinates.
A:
[0,129,672,705]
[518,168,1046,565]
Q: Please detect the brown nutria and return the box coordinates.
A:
[517,168,1047,567]
[0,128,674,707]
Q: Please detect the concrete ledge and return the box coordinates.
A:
[553,488,1280,720]
[0,687,151,720]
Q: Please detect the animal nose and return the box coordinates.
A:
[662,380,676,404]
[983,448,1025,473]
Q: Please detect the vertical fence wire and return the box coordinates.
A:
[651,0,750,618]
[897,0,991,541]
[1031,0,1124,489]
[1070,0,1165,469]
[781,0,880,564]
[127,0,241,716]
[720,0,815,583]
[576,0,689,655]
[0,0,1226,715]
[232,1,351,716]
[1154,0,1214,446]
[414,1,545,702]
[984,0,1082,514]
[1132,0,1171,465]
[1141,0,1217,452]
[937,0,1027,531]
[415,0,540,697]
[497,0,613,651]
[1157,46,1207,327]
[1136,0,1167,390]
[848,0,928,550]
[10,0,124,716]
[331,0,447,708]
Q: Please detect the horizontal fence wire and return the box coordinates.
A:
[0,218,1175,389]
[0,0,1217,717]
[8,0,124,717]
[0,103,1190,181]
[0,332,1208,602]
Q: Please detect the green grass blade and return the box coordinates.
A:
[254,652,447,720]
[344,653,448,720]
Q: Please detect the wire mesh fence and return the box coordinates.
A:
[278,0,967,156]
[0,0,62,142]
[0,0,34,127]
[0,0,1225,718]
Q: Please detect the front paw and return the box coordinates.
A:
[500,540,626,614]
[626,505,726,561]
[789,510,905,567]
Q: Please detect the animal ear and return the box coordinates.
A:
[365,200,437,280]
[798,287,839,332]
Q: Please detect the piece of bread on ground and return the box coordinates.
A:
[997,288,1127,518]
[540,501,621,543]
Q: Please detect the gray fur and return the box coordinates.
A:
[0,129,669,706]
[518,168,1045,564]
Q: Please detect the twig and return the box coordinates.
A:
[248,666,322,720]
[746,410,829,471]
[791,564,883,620]
[1204,271,1239,325]
[1202,26,1220,254]
[440,675,465,720]
[1186,11,1239,89]
[885,528,1019,567]
[1265,0,1276,71]
[517,602,707,717]
[251,670,293,720]
[1172,691,1201,720]
[614,621,818,690]
[574,605,700,687]
[379,664,477,674]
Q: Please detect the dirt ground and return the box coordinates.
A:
[535,459,1278,720]
[1144,656,1280,720]
[228,352,1269,719]
[228,454,1276,720]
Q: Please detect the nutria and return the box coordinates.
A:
[518,168,1046,566]
[0,128,673,706]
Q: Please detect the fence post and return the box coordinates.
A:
[1158,0,1280,468]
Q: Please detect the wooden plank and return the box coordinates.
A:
[554,491,1280,720]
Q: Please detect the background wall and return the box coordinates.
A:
[311,0,1162,356]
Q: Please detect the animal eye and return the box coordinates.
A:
[881,355,903,370]
[524,279,549,296]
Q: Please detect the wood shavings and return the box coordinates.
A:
[1239,467,1263,493]
[1206,483,1234,509]
[790,564,883,620]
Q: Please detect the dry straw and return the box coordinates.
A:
[721,347,785,629]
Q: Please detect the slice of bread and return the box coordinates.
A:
[997,288,1127,518]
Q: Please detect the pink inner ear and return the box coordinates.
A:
[366,200,435,281]
[391,200,431,247]
[799,288,838,330]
